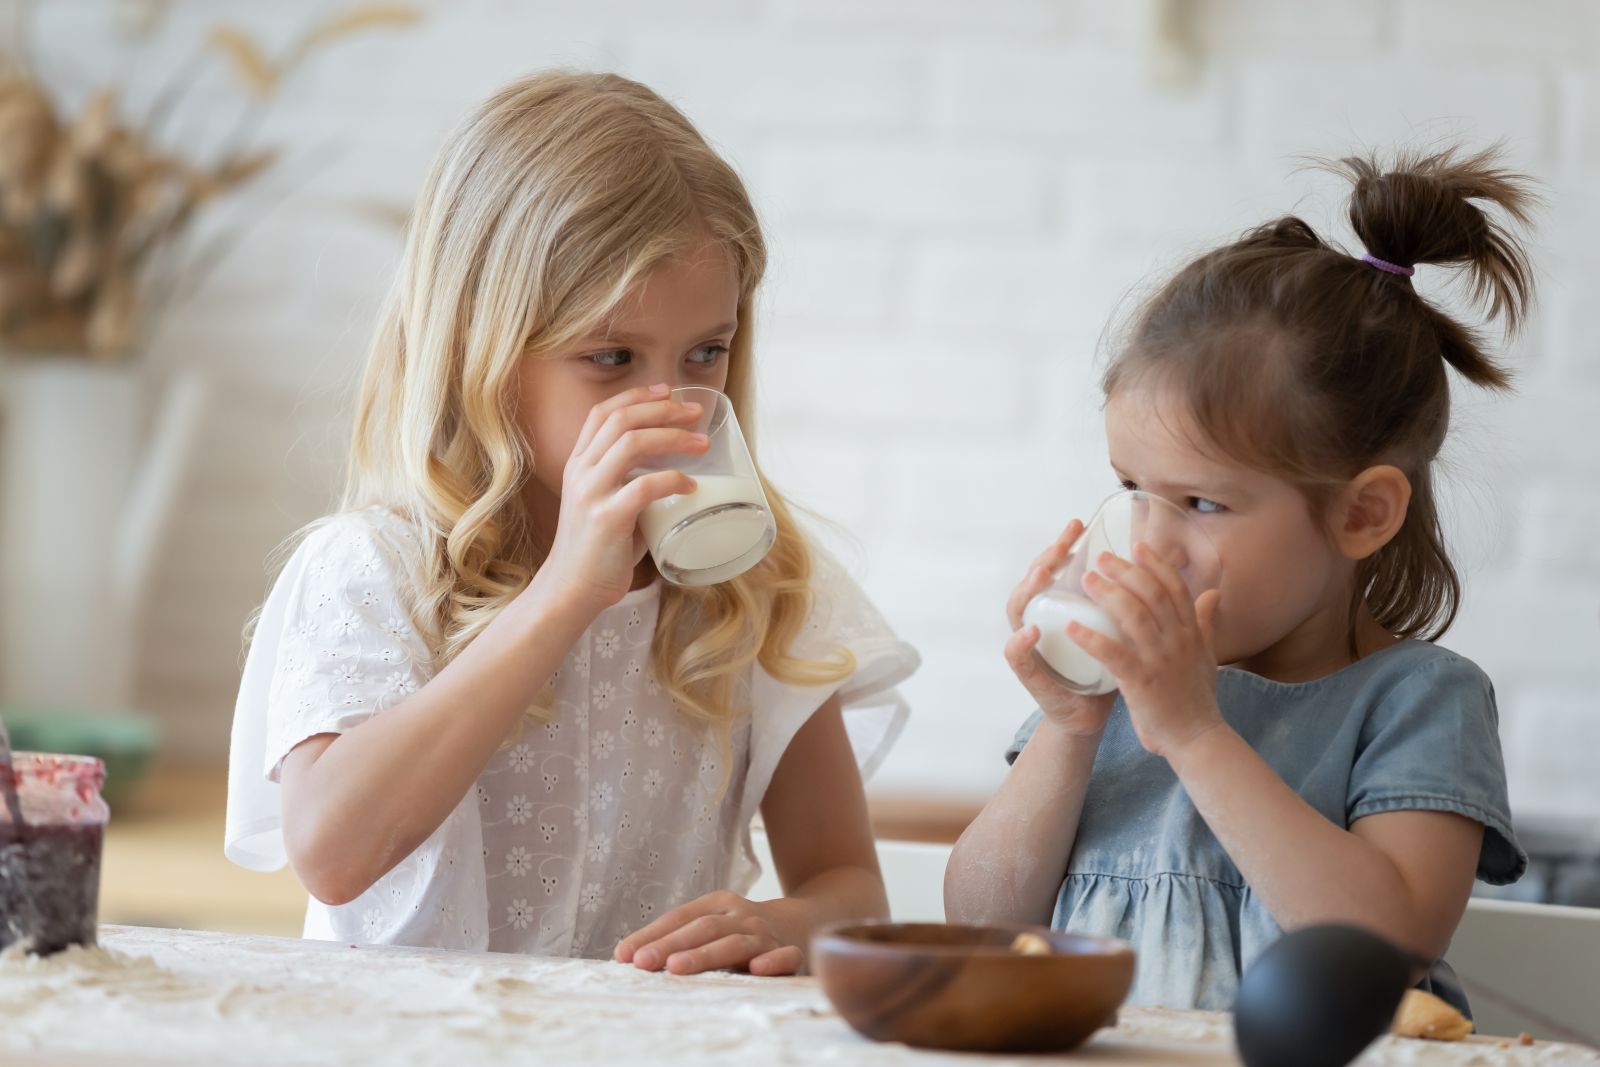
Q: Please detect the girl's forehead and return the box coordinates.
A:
[1104,389,1258,492]
[590,241,740,340]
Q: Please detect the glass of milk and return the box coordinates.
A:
[634,386,776,587]
[1021,490,1221,695]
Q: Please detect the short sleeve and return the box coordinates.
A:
[225,510,435,872]
[1005,709,1046,766]
[730,545,920,887]
[1347,651,1526,885]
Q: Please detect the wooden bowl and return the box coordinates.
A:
[812,921,1135,1053]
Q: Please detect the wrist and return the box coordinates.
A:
[518,569,603,628]
[756,893,819,948]
[504,572,599,653]
[1163,716,1235,776]
[1034,713,1107,749]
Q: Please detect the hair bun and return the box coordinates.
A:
[1334,146,1537,336]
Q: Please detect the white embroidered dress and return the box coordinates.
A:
[225,508,917,955]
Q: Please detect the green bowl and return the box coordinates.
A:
[0,706,158,809]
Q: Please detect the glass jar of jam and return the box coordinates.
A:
[0,752,109,955]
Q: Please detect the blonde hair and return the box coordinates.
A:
[339,71,851,754]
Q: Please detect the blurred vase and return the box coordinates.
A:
[0,358,205,713]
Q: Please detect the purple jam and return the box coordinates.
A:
[0,822,104,955]
[0,752,107,956]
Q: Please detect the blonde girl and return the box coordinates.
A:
[226,71,917,976]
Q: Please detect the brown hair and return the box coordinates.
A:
[1104,145,1537,643]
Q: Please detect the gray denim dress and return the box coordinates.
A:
[1005,640,1525,1011]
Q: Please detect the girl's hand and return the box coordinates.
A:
[1004,519,1116,738]
[614,890,805,976]
[536,384,709,614]
[1067,542,1224,758]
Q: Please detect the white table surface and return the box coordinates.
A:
[0,926,1594,1066]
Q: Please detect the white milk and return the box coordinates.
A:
[639,473,772,576]
[1022,591,1121,696]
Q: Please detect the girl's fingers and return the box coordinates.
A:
[1005,627,1074,705]
[1083,569,1160,647]
[1006,565,1054,630]
[572,383,673,458]
[578,470,696,543]
[1027,519,1084,577]
[1004,625,1042,673]
[666,933,771,976]
[1067,621,1134,677]
[1056,518,1086,549]
[632,914,744,971]
[608,469,699,523]
[1131,542,1194,620]
[578,395,705,470]
[1097,553,1173,623]
[615,894,725,962]
[749,945,805,977]
[1008,520,1084,629]
[1195,588,1223,652]
[587,426,709,491]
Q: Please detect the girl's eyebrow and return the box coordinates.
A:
[1112,465,1245,499]
[589,321,738,346]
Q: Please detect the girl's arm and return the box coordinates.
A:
[945,518,1116,926]
[613,694,887,976]
[280,385,706,905]
[1167,728,1482,960]
[944,715,1101,926]
[1073,547,1481,960]
[279,577,593,906]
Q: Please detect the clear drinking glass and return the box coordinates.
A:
[1022,490,1221,696]
[634,386,776,587]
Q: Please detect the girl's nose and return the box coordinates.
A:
[1142,509,1181,556]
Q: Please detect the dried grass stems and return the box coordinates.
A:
[0,2,419,359]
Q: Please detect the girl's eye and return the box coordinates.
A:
[687,344,727,367]
[587,349,631,368]
[1190,497,1226,514]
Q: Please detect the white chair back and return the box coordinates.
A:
[1447,897,1600,1041]
[747,831,951,922]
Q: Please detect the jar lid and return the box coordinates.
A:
[1,752,106,802]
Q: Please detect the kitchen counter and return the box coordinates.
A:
[1,926,1595,1066]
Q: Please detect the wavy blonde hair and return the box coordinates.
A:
[339,70,851,754]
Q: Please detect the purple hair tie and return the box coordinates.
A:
[1361,253,1415,278]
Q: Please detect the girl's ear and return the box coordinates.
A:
[1332,465,1412,561]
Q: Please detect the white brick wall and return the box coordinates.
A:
[30,0,1596,821]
